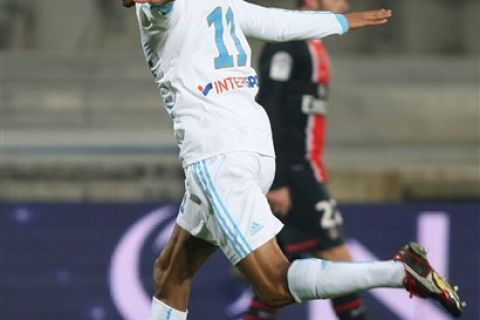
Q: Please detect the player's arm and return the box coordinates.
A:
[233,0,391,41]
[262,82,289,192]
[257,45,293,215]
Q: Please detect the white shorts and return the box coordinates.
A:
[176,152,284,265]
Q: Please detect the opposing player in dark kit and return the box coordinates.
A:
[245,0,366,318]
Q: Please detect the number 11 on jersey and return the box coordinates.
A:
[207,7,247,69]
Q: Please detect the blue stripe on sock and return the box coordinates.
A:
[192,163,247,257]
[201,161,252,253]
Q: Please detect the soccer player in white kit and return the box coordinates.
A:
[121,0,465,319]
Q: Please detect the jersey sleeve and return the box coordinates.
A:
[257,44,294,190]
[232,0,349,41]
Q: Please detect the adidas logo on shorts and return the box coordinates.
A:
[249,221,264,235]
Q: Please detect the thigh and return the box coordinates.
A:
[314,243,353,261]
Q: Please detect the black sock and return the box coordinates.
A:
[331,294,367,320]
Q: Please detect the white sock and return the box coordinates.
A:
[287,259,405,302]
[148,297,188,320]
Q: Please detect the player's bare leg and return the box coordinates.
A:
[238,239,465,318]
[243,244,367,320]
[315,244,351,261]
[242,243,367,320]
[237,238,294,308]
[238,236,405,310]
[150,224,217,319]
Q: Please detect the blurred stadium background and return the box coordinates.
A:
[1,0,479,319]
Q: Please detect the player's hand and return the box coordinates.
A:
[345,9,392,30]
[267,187,292,217]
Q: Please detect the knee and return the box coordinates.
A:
[254,268,294,308]
[256,283,293,308]
[153,252,193,294]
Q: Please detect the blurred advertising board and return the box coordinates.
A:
[1,202,478,320]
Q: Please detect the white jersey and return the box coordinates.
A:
[135,0,348,165]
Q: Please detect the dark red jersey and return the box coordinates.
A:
[257,40,331,188]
